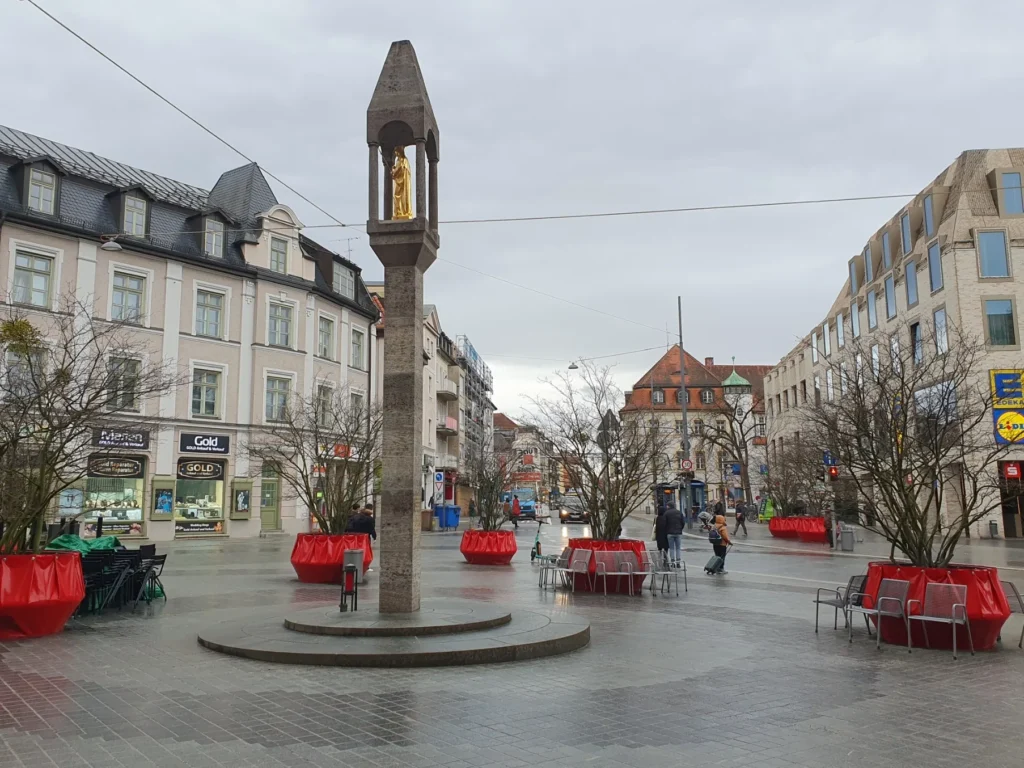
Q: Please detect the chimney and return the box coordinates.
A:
[705,357,714,367]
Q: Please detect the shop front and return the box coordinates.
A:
[82,455,147,538]
[174,458,226,535]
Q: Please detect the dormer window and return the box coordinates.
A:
[28,169,56,214]
[204,219,224,257]
[270,237,288,274]
[652,388,665,404]
[333,265,355,298]
[123,194,147,236]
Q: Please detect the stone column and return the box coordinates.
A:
[415,140,426,221]
[428,159,438,232]
[379,264,423,613]
[368,144,379,221]
[383,153,393,220]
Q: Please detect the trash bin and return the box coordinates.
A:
[421,509,434,532]
[343,548,364,586]
[840,528,855,552]
[990,520,1000,539]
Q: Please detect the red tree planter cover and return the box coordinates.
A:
[567,538,647,594]
[460,530,517,565]
[0,553,85,639]
[290,533,373,584]
[769,516,827,542]
[863,561,1010,651]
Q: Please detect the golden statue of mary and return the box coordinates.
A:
[391,146,412,220]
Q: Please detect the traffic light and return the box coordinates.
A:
[827,465,839,482]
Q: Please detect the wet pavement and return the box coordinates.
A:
[2,520,1024,767]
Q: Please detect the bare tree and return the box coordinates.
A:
[245,387,383,535]
[763,437,829,517]
[0,300,178,553]
[803,321,1021,567]
[696,393,764,504]
[462,436,523,532]
[531,362,672,541]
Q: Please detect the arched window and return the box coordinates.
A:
[676,389,687,404]
[652,389,665,404]
[701,389,714,404]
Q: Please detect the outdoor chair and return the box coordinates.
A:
[100,551,143,613]
[550,549,591,593]
[594,551,634,596]
[539,547,570,589]
[999,580,1024,649]
[847,578,910,650]
[133,554,167,610]
[907,582,974,659]
[814,574,868,633]
[645,547,685,596]
[139,544,156,560]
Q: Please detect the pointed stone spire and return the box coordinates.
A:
[367,40,439,155]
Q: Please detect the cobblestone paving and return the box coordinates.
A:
[2,524,1024,767]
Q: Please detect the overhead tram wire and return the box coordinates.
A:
[486,344,667,364]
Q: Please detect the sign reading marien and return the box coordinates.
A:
[92,428,150,450]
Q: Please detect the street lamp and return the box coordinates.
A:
[568,362,579,370]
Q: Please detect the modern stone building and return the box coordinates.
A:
[0,125,378,541]
[765,148,1024,538]
[621,347,771,511]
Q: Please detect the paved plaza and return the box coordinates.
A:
[2,519,1024,768]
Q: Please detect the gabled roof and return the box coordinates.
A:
[493,413,518,431]
[0,125,208,209]
[631,345,720,390]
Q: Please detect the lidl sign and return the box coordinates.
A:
[994,409,1024,444]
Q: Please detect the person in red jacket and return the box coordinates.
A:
[511,495,521,530]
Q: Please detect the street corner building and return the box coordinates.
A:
[620,345,771,513]
[764,147,1024,539]
[0,125,379,541]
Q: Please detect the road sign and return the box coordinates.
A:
[823,450,837,466]
[731,462,742,476]
[680,458,693,472]
[760,464,769,475]
[434,472,444,483]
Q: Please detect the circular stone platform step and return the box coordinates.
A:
[284,599,511,636]
[197,600,589,667]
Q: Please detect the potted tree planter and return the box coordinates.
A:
[0,553,85,639]
[290,533,374,584]
[459,440,521,566]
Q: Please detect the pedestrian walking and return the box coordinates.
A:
[663,502,685,568]
[710,510,731,573]
[654,507,669,567]
[733,501,748,537]
[468,498,476,518]
[511,495,521,530]
[345,505,377,540]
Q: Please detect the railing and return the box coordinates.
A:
[437,379,459,399]
[436,453,458,470]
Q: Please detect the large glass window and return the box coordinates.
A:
[882,231,892,270]
[851,301,860,337]
[884,275,897,319]
[265,376,290,421]
[867,290,877,329]
[269,303,292,347]
[123,195,146,236]
[871,345,880,377]
[1003,172,1024,215]
[890,335,902,374]
[270,237,288,273]
[811,332,819,363]
[924,195,935,237]
[911,322,923,366]
[174,459,225,535]
[13,251,52,308]
[836,312,845,348]
[195,290,223,338]
[825,369,834,401]
[985,299,1017,346]
[864,246,873,283]
[83,456,145,538]
[822,321,831,356]
[333,266,355,298]
[111,271,145,322]
[28,169,55,214]
[316,384,333,426]
[318,316,334,359]
[191,369,220,418]
[901,212,913,255]
[928,242,943,292]
[351,328,365,369]
[979,230,1010,277]
[934,308,948,354]
[204,219,224,257]
[849,260,858,294]
[906,259,919,306]
[106,357,140,412]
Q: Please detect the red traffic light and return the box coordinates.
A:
[827,466,839,481]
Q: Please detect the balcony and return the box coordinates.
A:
[436,416,458,436]
[437,379,459,400]
[436,453,458,470]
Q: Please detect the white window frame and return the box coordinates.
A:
[28,168,56,215]
[315,379,335,426]
[123,194,147,237]
[105,354,143,413]
[333,265,356,299]
[350,388,367,418]
[204,218,225,258]
[8,240,63,311]
[350,326,366,370]
[107,262,154,327]
[266,297,297,350]
[11,248,56,310]
[194,282,231,341]
[652,389,665,404]
[317,311,337,360]
[262,369,297,424]
[700,389,714,404]
[270,237,288,274]
[189,359,228,421]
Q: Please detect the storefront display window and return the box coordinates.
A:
[83,456,145,537]
[175,458,226,534]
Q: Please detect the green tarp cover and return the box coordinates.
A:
[45,534,121,553]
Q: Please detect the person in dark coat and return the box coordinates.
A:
[345,507,377,540]
[662,502,685,568]
[654,508,670,567]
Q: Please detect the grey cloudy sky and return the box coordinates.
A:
[3,1,1022,417]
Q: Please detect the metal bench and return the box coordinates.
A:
[594,551,635,596]
[908,582,974,659]
[847,578,910,650]
[999,580,1024,649]
[814,574,868,633]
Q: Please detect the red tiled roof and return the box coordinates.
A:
[493,413,518,431]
